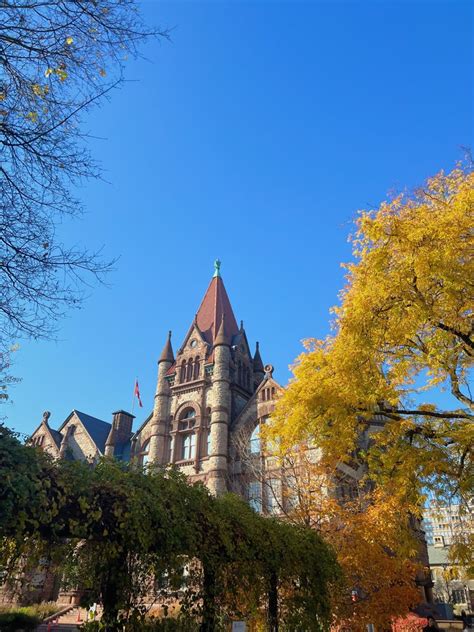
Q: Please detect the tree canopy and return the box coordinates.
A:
[0,424,340,631]
[269,165,473,509]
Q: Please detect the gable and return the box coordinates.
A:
[231,373,282,433]
[29,423,61,457]
[57,410,110,460]
[73,410,111,453]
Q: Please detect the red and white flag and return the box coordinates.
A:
[134,379,143,408]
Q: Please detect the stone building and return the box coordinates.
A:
[27,262,434,606]
[30,261,282,505]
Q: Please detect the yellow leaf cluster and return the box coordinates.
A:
[44,66,68,82]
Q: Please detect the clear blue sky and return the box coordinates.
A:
[6,0,473,436]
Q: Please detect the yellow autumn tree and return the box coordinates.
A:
[235,436,424,630]
[268,164,473,509]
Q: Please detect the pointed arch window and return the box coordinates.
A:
[180,360,186,383]
[193,356,201,380]
[186,359,193,382]
[178,408,196,461]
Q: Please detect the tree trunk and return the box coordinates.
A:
[101,562,121,631]
[268,570,279,632]
[201,563,217,632]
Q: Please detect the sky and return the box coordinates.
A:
[5,0,473,437]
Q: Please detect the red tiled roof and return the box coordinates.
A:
[195,276,239,346]
[164,275,239,375]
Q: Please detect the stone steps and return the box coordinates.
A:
[36,605,102,631]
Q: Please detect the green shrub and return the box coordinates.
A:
[0,611,40,632]
[18,602,59,620]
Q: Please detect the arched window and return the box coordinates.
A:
[250,424,260,454]
[178,408,197,460]
[193,356,200,380]
[180,360,186,383]
[180,408,196,422]
[186,359,193,382]
[141,439,150,467]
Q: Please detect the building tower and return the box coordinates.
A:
[136,260,259,493]
[149,331,174,464]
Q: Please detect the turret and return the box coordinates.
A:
[208,315,231,495]
[253,341,265,386]
[149,331,174,463]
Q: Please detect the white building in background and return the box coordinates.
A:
[422,503,473,547]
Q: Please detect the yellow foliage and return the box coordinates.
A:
[269,165,474,501]
[267,452,423,629]
[32,83,49,98]
[44,66,68,82]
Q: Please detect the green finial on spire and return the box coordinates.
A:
[213,259,221,278]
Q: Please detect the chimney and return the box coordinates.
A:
[105,410,135,457]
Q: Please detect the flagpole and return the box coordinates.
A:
[131,377,136,416]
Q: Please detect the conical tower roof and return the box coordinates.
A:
[253,341,264,373]
[194,261,239,346]
[159,330,174,363]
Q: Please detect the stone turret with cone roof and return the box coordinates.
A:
[132,260,279,495]
[148,330,175,463]
[207,313,231,494]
